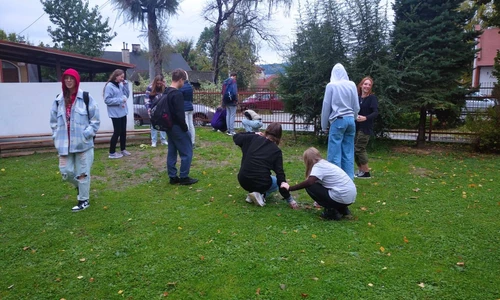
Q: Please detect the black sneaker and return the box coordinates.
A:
[320,208,343,221]
[169,176,180,185]
[355,171,371,179]
[179,177,199,185]
[72,200,89,212]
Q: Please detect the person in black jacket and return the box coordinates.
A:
[233,122,298,209]
[164,69,198,185]
[354,76,379,179]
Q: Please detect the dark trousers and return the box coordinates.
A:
[110,116,127,153]
[305,182,349,212]
[166,125,193,178]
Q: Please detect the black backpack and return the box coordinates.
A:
[150,90,174,131]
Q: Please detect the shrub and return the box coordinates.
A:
[465,106,500,153]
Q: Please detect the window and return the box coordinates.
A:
[2,61,20,82]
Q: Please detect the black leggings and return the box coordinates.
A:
[305,182,349,211]
[110,116,127,153]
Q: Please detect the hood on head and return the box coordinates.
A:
[330,63,349,82]
[61,68,81,93]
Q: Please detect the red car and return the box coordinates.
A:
[241,92,284,111]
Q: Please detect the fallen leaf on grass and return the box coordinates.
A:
[79,258,86,262]
[417,282,425,288]
[89,278,95,282]
[77,276,83,279]
[413,188,420,192]
[312,277,319,281]
[256,288,261,295]
[280,284,286,290]
[368,283,373,287]
[456,262,465,266]
[23,246,30,251]
[404,236,409,243]
[301,293,308,298]
[162,292,169,297]
[468,184,477,188]
[311,234,317,238]
[360,206,367,211]
[178,227,182,230]
[380,246,385,253]
[118,290,123,294]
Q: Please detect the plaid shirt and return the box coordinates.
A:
[50,90,100,155]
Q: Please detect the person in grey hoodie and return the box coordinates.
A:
[321,63,360,180]
[104,69,130,159]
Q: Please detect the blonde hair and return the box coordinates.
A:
[303,147,322,178]
[150,75,165,96]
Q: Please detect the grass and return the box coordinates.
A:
[1,128,499,299]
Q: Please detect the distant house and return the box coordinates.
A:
[101,43,192,81]
[251,65,279,90]
[473,26,500,95]
[101,43,215,87]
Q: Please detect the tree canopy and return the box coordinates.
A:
[41,0,116,57]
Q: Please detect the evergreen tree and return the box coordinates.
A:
[391,0,479,146]
[41,0,116,57]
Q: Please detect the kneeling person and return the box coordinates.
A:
[281,147,356,220]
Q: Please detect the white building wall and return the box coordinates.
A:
[479,66,497,95]
[0,82,134,136]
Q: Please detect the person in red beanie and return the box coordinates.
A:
[50,68,100,212]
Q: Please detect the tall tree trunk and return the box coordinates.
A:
[416,105,427,148]
[148,9,162,80]
[212,21,222,84]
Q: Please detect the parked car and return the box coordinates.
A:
[240,92,284,111]
[463,92,498,112]
[133,94,215,126]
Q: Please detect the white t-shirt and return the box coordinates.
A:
[310,159,357,204]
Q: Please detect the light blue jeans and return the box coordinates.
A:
[151,125,166,144]
[264,176,278,198]
[185,110,195,145]
[58,148,94,201]
[242,118,263,132]
[327,116,356,179]
[226,105,237,133]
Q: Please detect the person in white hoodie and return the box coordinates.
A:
[321,63,360,180]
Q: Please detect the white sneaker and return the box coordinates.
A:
[121,150,131,156]
[226,131,236,136]
[245,194,253,203]
[72,200,89,212]
[151,142,157,147]
[109,152,123,159]
[161,141,168,145]
[248,192,265,207]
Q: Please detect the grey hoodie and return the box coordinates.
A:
[321,64,360,130]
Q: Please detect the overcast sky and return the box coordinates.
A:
[0,0,393,64]
[0,0,302,64]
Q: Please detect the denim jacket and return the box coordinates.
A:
[50,90,100,155]
[104,80,130,118]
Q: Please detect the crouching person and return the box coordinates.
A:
[281,147,356,220]
[50,68,100,212]
[233,122,298,209]
[242,109,263,132]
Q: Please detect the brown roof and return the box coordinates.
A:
[0,40,134,74]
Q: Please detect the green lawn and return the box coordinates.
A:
[1,128,499,299]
